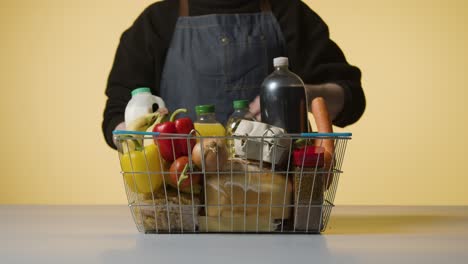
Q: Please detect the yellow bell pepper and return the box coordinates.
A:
[120,142,164,194]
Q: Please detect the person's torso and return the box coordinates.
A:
[159,0,287,123]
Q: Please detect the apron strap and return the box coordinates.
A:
[260,0,272,12]
[179,0,189,17]
[179,0,271,17]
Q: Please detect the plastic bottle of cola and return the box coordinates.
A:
[260,57,309,134]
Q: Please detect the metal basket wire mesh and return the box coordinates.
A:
[113,130,351,234]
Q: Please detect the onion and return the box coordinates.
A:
[192,138,228,172]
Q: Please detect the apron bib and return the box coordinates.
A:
[160,0,286,123]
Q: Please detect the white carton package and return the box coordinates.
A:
[233,120,291,165]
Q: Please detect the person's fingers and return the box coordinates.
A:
[157,107,169,116]
[249,96,261,115]
[255,113,261,122]
[115,121,126,131]
[249,96,262,121]
[113,122,126,148]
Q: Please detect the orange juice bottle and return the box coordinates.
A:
[194,105,226,138]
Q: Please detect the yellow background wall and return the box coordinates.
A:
[0,0,467,205]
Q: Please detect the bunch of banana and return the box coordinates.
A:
[120,108,169,152]
[127,112,160,132]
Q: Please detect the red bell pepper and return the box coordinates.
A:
[153,109,195,162]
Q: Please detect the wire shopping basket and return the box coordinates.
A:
[113,130,351,234]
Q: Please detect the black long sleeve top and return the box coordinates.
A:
[103,0,366,149]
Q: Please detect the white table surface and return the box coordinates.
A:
[1,206,467,264]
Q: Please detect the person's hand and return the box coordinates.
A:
[115,122,126,131]
[305,83,345,121]
[113,122,126,148]
[249,96,261,121]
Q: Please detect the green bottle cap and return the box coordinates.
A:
[131,87,151,97]
[195,105,215,114]
[233,100,249,109]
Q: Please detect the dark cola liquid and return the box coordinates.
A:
[260,84,308,134]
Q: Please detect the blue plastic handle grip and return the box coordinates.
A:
[113,130,161,136]
[113,130,351,138]
[300,132,352,138]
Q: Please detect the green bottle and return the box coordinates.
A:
[225,100,256,158]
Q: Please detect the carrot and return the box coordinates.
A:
[311,97,335,190]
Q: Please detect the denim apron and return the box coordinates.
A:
[160,0,286,123]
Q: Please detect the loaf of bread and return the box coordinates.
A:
[205,159,293,221]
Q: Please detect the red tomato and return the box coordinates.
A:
[169,156,201,189]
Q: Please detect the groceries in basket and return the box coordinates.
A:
[225,100,256,158]
[122,144,203,232]
[193,105,226,137]
[260,57,309,133]
[191,138,228,173]
[124,87,166,128]
[119,138,164,194]
[132,189,200,232]
[201,159,293,232]
[232,120,291,166]
[291,145,327,231]
[126,151,202,232]
[114,91,350,233]
[310,97,336,189]
[168,156,202,194]
[153,109,196,162]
